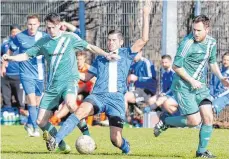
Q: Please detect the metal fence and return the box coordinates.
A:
[1,0,229,123]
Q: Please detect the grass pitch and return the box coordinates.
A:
[1,126,229,159]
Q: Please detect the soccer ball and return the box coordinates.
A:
[75,135,96,154]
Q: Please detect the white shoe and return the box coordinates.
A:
[33,129,40,137]
[24,124,34,137]
[100,120,109,126]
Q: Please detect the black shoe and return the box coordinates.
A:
[196,150,216,158]
[154,120,168,137]
[43,131,56,151]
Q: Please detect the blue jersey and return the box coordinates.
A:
[11,30,46,80]
[129,57,157,94]
[161,69,175,93]
[210,66,227,96]
[214,69,229,98]
[1,38,20,76]
[88,47,136,94]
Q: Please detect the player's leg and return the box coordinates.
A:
[54,93,102,148]
[49,102,69,125]
[109,120,130,154]
[124,91,136,116]
[21,78,39,136]
[162,97,178,114]
[196,96,216,158]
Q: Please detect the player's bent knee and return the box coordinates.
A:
[109,116,124,128]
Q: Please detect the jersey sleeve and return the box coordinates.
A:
[71,33,88,51]
[173,34,194,68]
[209,41,217,64]
[26,38,44,58]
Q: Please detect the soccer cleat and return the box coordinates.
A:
[24,124,34,137]
[56,144,71,154]
[196,150,216,158]
[33,128,41,137]
[154,120,168,137]
[122,141,131,154]
[43,131,56,151]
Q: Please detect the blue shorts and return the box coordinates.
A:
[213,94,229,114]
[20,78,44,96]
[84,92,125,120]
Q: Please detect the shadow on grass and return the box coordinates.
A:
[1,151,183,158]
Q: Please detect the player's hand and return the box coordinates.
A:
[190,78,202,89]
[2,54,10,61]
[105,53,121,61]
[159,93,166,97]
[128,74,138,83]
[220,77,229,87]
[1,66,6,77]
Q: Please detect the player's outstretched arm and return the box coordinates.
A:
[2,53,29,62]
[131,0,151,53]
[86,44,120,61]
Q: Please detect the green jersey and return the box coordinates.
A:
[26,31,88,89]
[172,33,217,91]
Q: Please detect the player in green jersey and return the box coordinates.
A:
[154,15,229,158]
[2,12,119,153]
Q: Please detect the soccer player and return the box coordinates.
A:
[7,15,46,137]
[3,12,118,153]
[41,1,152,154]
[49,51,95,131]
[154,15,229,158]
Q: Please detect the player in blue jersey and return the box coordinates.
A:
[42,1,152,154]
[1,24,26,115]
[8,15,46,137]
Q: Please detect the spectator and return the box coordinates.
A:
[210,52,229,97]
[125,51,157,114]
[1,24,26,115]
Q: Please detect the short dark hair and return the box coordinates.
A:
[192,14,210,28]
[222,52,229,58]
[161,54,172,60]
[108,30,124,40]
[44,13,61,25]
[27,14,40,22]
[10,24,21,31]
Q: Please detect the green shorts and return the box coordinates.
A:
[173,86,212,115]
[39,80,78,111]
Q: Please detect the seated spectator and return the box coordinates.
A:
[143,54,175,112]
[210,52,229,98]
[124,51,157,118]
[1,24,27,116]
[49,51,96,127]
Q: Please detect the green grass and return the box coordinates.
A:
[1,126,229,159]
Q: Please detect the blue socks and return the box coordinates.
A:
[55,114,80,144]
[27,105,38,129]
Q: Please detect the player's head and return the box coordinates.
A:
[222,52,229,68]
[107,30,124,52]
[27,14,40,36]
[77,51,87,69]
[192,14,210,42]
[161,54,172,70]
[10,24,21,38]
[44,13,61,37]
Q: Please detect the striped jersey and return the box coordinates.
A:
[12,30,46,80]
[88,47,136,94]
[26,31,88,89]
[172,33,217,91]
